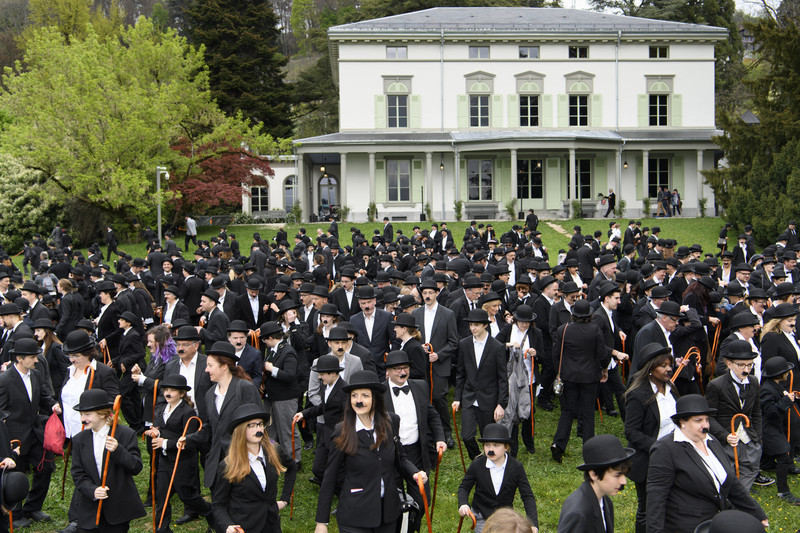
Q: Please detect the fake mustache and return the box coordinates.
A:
[701,428,709,434]
[177,349,186,355]
[486,450,496,457]
[336,347,345,353]
[164,393,173,399]
[398,374,408,380]
[355,402,366,408]
[741,371,749,376]
[255,431,264,438]
[617,485,625,492]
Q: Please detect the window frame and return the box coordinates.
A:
[283,176,297,211]
[649,46,669,59]
[568,45,589,59]
[250,186,269,213]
[519,45,540,59]
[566,158,592,200]
[519,94,540,127]
[649,94,669,127]
[648,157,671,198]
[386,159,412,203]
[386,46,408,59]
[469,45,490,59]
[467,159,494,201]
[517,159,544,199]
[569,95,589,127]
[387,94,409,128]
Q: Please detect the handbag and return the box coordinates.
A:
[553,324,567,396]
[393,435,420,533]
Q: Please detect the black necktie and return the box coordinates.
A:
[257,456,267,472]
[393,385,410,396]
[734,381,747,403]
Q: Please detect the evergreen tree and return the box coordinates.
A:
[185,0,292,138]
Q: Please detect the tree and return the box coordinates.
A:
[185,0,292,138]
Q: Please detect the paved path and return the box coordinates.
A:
[546,221,570,237]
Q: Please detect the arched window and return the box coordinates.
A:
[283,175,297,210]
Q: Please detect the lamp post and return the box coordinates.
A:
[156,166,169,246]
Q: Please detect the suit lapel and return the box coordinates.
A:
[679,442,720,494]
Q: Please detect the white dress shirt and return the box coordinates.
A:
[650,382,677,439]
[363,312,375,341]
[249,449,268,490]
[179,354,199,407]
[390,380,418,445]
[92,424,111,477]
[14,365,32,402]
[424,304,437,344]
[485,453,508,495]
[674,429,727,492]
[355,416,383,497]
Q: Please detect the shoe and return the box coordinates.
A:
[754,474,775,486]
[538,399,554,411]
[789,465,800,475]
[175,512,200,525]
[309,476,322,486]
[12,517,32,529]
[303,440,314,451]
[525,444,535,455]
[25,511,51,522]
[143,500,152,508]
[605,409,619,417]
[446,436,456,449]
[295,461,302,471]
[57,523,78,533]
[551,444,563,464]
[778,492,800,505]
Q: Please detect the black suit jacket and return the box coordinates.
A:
[351,309,395,375]
[458,453,538,527]
[0,366,55,453]
[383,222,394,243]
[412,305,459,380]
[160,301,190,327]
[624,382,679,483]
[115,328,145,371]
[632,320,670,372]
[384,378,444,471]
[71,425,146,529]
[233,292,269,331]
[301,376,347,435]
[532,295,554,356]
[557,480,613,533]
[705,372,762,444]
[144,353,211,421]
[28,301,51,323]
[96,302,122,355]
[455,335,508,410]
[554,322,610,383]
[548,299,572,340]
[179,275,205,316]
[760,330,800,368]
[262,342,300,401]
[200,307,230,351]
[591,306,621,361]
[0,323,34,363]
[646,432,766,533]
[237,344,263,389]
[330,287,360,321]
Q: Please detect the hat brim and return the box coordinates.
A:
[692,520,712,533]
[62,340,97,355]
[670,408,717,423]
[762,361,794,378]
[476,436,514,445]
[311,364,343,373]
[576,447,635,471]
[341,381,387,394]
[512,311,536,322]
[226,410,271,434]
[73,400,114,412]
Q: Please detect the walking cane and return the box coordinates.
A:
[430,448,443,518]
[150,379,159,533]
[424,343,434,403]
[5,441,21,533]
[671,347,701,383]
[289,417,304,520]
[96,395,123,526]
[597,399,604,423]
[456,508,477,533]
[731,413,750,479]
[790,371,794,443]
[159,416,202,529]
[417,475,432,533]
[249,330,260,350]
[451,405,466,473]
[708,322,722,372]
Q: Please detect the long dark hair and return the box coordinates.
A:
[334,388,392,456]
[209,354,251,382]
[682,280,710,307]
[624,352,677,403]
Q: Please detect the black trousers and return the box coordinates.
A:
[118,373,143,432]
[106,245,118,262]
[675,378,702,397]
[762,452,793,493]
[312,425,333,481]
[537,349,556,404]
[431,373,452,437]
[184,234,197,252]
[15,441,53,513]
[79,515,129,533]
[460,406,494,459]
[154,449,210,533]
[401,440,428,533]
[600,367,626,419]
[634,480,647,533]
[553,381,599,450]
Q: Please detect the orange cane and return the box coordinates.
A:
[430,448,443,517]
[708,322,722,372]
[597,399,604,423]
[6,440,20,533]
[789,371,794,443]
[451,405,466,473]
[671,347,701,383]
[424,343,434,402]
[457,508,477,533]
[150,380,159,533]
[249,330,260,350]
[731,413,750,479]
[417,475,432,533]
[289,418,305,520]
[158,416,202,529]
[96,395,123,525]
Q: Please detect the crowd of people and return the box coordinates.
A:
[0,214,797,533]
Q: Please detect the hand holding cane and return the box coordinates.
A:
[671,347,700,383]
[417,473,432,533]
[96,395,122,526]
[159,416,202,529]
[457,507,477,533]
[730,413,750,479]
[451,404,466,473]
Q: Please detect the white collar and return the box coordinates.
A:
[485,453,508,471]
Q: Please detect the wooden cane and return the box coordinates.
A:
[249,330,260,350]
[159,416,202,529]
[417,475,432,533]
[150,380,159,533]
[456,508,477,533]
[731,413,751,479]
[424,343,434,403]
[430,448,443,518]
[597,399,604,423]
[708,322,722,372]
[671,347,701,383]
[789,371,794,443]
[451,405,466,473]
[96,395,123,526]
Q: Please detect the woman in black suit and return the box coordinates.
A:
[70,389,146,533]
[33,317,70,398]
[646,395,768,533]
[314,370,426,533]
[392,313,428,380]
[212,404,296,533]
[623,343,679,533]
[94,281,122,358]
[760,303,800,368]
[551,300,611,462]
[160,285,189,329]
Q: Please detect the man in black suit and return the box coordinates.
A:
[0,303,34,363]
[227,320,263,387]
[383,350,446,531]
[557,434,634,533]
[0,338,62,524]
[382,217,394,244]
[587,255,617,301]
[533,276,558,410]
[631,300,681,373]
[350,285,395,377]
[449,277,483,339]
[105,226,118,261]
[233,278,269,330]
[209,275,237,320]
[576,236,596,285]
[196,289,230,351]
[21,282,50,324]
[329,268,360,320]
[591,282,629,419]
[452,309,508,459]
[525,209,539,231]
[115,311,146,433]
[179,263,205,325]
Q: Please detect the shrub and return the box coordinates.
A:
[338,205,351,223]
[642,197,651,217]
[504,197,518,220]
[698,197,708,218]
[571,200,583,219]
[231,212,256,225]
[291,202,303,223]
[454,200,463,221]
[367,202,377,223]
[424,202,433,222]
[614,199,627,219]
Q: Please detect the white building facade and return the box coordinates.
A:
[290,7,726,222]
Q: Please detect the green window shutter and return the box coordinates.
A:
[594,157,607,197]
[412,160,423,202]
[545,158,561,210]
[542,95,553,127]
[591,94,602,128]
[491,95,503,127]
[638,95,648,128]
[635,157,643,199]
[498,158,510,201]
[375,161,387,203]
[409,95,421,129]
[375,95,386,129]
[673,155,684,193]
[557,95,568,128]
[671,94,682,127]
[457,95,468,129]
[507,95,519,128]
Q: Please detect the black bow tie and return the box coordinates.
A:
[393,385,410,396]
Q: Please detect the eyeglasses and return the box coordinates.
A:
[732,362,755,370]
[246,422,265,429]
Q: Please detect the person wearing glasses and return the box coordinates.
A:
[705,340,771,491]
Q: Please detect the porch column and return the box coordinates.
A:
[568,148,576,217]
[425,152,433,211]
[615,148,622,199]
[297,155,306,222]
[340,152,348,208]
[453,150,460,204]
[642,150,649,215]
[696,149,705,201]
[510,148,518,209]
[368,152,376,204]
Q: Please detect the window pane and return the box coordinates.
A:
[387,95,408,128]
[283,176,296,210]
[569,95,588,127]
[387,46,407,59]
[519,46,539,59]
[569,46,588,58]
[648,158,669,197]
[470,95,489,128]
[469,46,489,59]
[520,95,539,127]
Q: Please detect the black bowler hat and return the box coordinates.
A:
[0,303,21,316]
[73,389,113,411]
[319,303,340,317]
[311,355,343,374]
[637,343,672,368]
[227,403,271,434]
[62,330,97,354]
[32,318,55,331]
[227,320,250,333]
[357,286,377,300]
[159,374,192,391]
[326,326,350,341]
[277,299,300,314]
[671,394,716,423]
[119,311,139,325]
[164,285,180,297]
[693,510,766,533]
[10,338,42,357]
[598,280,620,298]
[0,469,29,511]
[384,350,412,368]
[246,278,262,291]
[465,309,490,324]
[173,326,201,341]
[561,281,580,294]
[20,282,41,294]
[312,286,329,298]
[342,370,385,393]
[571,299,592,318]
[419,279,438,292]
[657,301,681,317]
[206,341,239,361]
[729,312,759,329]
[577,434,635,471]
[770,303,798,319]
[723,339,758,361]
[259,322,283,339]
[512,305,536,322]
[762,357,794,379]
[201,289,219,303]
[476,423,513,445]
[393,313,418,329]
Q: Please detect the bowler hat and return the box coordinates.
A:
[729,312,759,329]
[319,303,340,317]
[32,318,55,331]
[774,282,798,298]
[164,285,180,297]
[571,299,592,318]
[513,304,536,322]
[657,301,681,317]
[724,282,744,297]
[723,339,758,361]
[384,350,412,368]
[476,423,513,445]
[0,303,21,316]
[119,311,139,324]
[538,275,557,290]
[393,313,418,329]
[160,374,192,391]
[206,341,239,361]
[597,255,616,268]
[342,370,385,393]
[62,330,97,354]
[357,286,377,300]
[326,326,350,341]
[746,288,767,300]
[480,291,502,305]
[20,282,41,295]
[277,299,300,314]
[312,355,343,374]
[698,276,716,290]
[419,279,438,292]
[671,394,717,423]
[210,276,226,290]
[227,403,271,434]
[201,289,219,303]
[693,510,766,533]
[73,389,113,411]
[11,338,42,357]
[561,281,580,294]
[771,302,798,319]
[227,320,250,333]
[259,322,284,339]
[462,278,482,289]
[173,326,201,341]
[312,286,329,298]
[0,470,29,511]
[465,309,491,324]
[638,343,672,368]
[762,357,794,379]
[399,295,418,309]
[577,434,635,471]
[246,278,263,291]
[598,280,620,299]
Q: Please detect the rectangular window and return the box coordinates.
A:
[519,95,539,127]
[467,159,493,201]
[566,159,591,199]
[469,46,490,59]
[649,94,668,126]
[469,95,490,127]
[649,46,669,58]
[250,187,269,213]
[569,95,588,126]
[648,158,670,198]
[517,159,543,199]
[519,46,540,59]
[386,46,407,59]
[568,46,588,58]
[387,160,411,202]
[387,95,408,128]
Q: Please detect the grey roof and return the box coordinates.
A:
[330,8,728,36]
